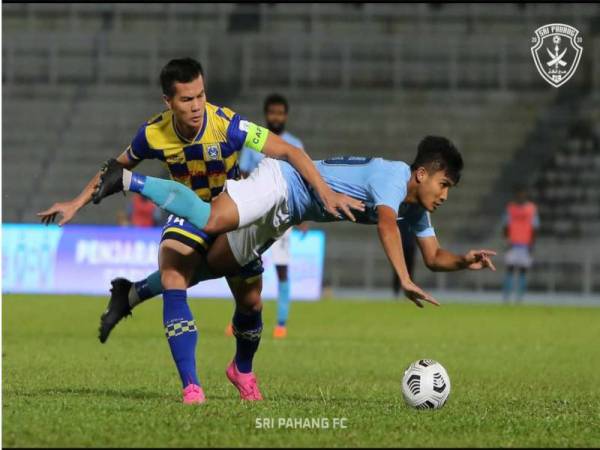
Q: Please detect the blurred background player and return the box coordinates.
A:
[225,93,306,339]
[125,193,162,227]
[502,186,540,303]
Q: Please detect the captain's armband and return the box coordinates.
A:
[242,121,269,152]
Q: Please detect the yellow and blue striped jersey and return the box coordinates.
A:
[126,102,253,201]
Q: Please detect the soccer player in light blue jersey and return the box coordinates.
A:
[94,136,497,311]
[227,93,306,339]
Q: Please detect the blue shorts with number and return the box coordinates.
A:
[161,214,263,282]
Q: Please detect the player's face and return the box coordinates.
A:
[164,75,206,132]
[265,103,288,134]
[416,168,454,213]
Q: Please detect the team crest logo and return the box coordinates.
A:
[530,23,583,88]
[206,144,219,160]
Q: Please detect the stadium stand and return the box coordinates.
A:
[3,3,599,293]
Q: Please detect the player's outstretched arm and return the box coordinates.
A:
[37,151,138,226]
[261,132,365,221]
[417,236,497,272]
[377,205,440,308]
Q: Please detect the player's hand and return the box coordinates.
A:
[321,190,365,222]
[464,249,497,271]
[37,201,80,226]
[401,279,440,308]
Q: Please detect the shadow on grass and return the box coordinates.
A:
[6,388,393,406]
[7,387,172,401]
[261,394,394,406]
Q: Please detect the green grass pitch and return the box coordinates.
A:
[3,294,600,447]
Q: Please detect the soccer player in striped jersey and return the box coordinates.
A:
[38,58,361,405]
[93,136,497,316]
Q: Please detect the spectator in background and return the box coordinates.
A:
[502,186,539,303]
[127,193,162,227]
[392,220,417,298]
[228,93,306,339]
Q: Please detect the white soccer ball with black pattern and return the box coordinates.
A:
[401,359,451,409]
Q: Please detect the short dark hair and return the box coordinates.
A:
[410,136,463,184]
[160,58,204,97]
[263,93,289,114]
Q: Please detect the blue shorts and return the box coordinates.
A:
[161,213,215,253]
[161,214,264,282]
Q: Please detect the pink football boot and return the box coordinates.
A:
[182,384,206,404]
[225,360,263,401]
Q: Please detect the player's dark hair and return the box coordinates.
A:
[160,58,204,97]
[513,183,527,194]
[410,136,463,184]
[263,93,289,114]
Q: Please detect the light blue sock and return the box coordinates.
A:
[502,272,513,301]
[516,271,527,301]
[133,270,163,301]
[276,281,291,327]
[128,173,211,229]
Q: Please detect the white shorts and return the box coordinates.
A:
[225,158,292,266]
[504,246,533,269]
[271,227,292,266]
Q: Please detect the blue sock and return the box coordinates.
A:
[128,173,211,229]
[516,271,527,301]
[276,281,291,327]
[134,270,163,301]
[232,308,263,374]
[163,289,199,388]
[502,272,513,301]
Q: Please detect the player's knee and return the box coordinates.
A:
[202,218,219,235]
[203,195,239,235]
[203,213,233,235]
[237,293,263,314]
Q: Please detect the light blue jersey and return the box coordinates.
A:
[279,156,435,238]
[239,131,304,173]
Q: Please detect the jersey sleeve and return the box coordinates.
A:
[368,164,407,213]
[126,124,154,161]
[532,208,540,229]
[227,113,269,153]
[226,113,248,151]
[411,210,436,238]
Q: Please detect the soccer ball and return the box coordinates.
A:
[401,359,451,409]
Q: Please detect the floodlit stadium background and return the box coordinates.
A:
[3,3,600,302]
